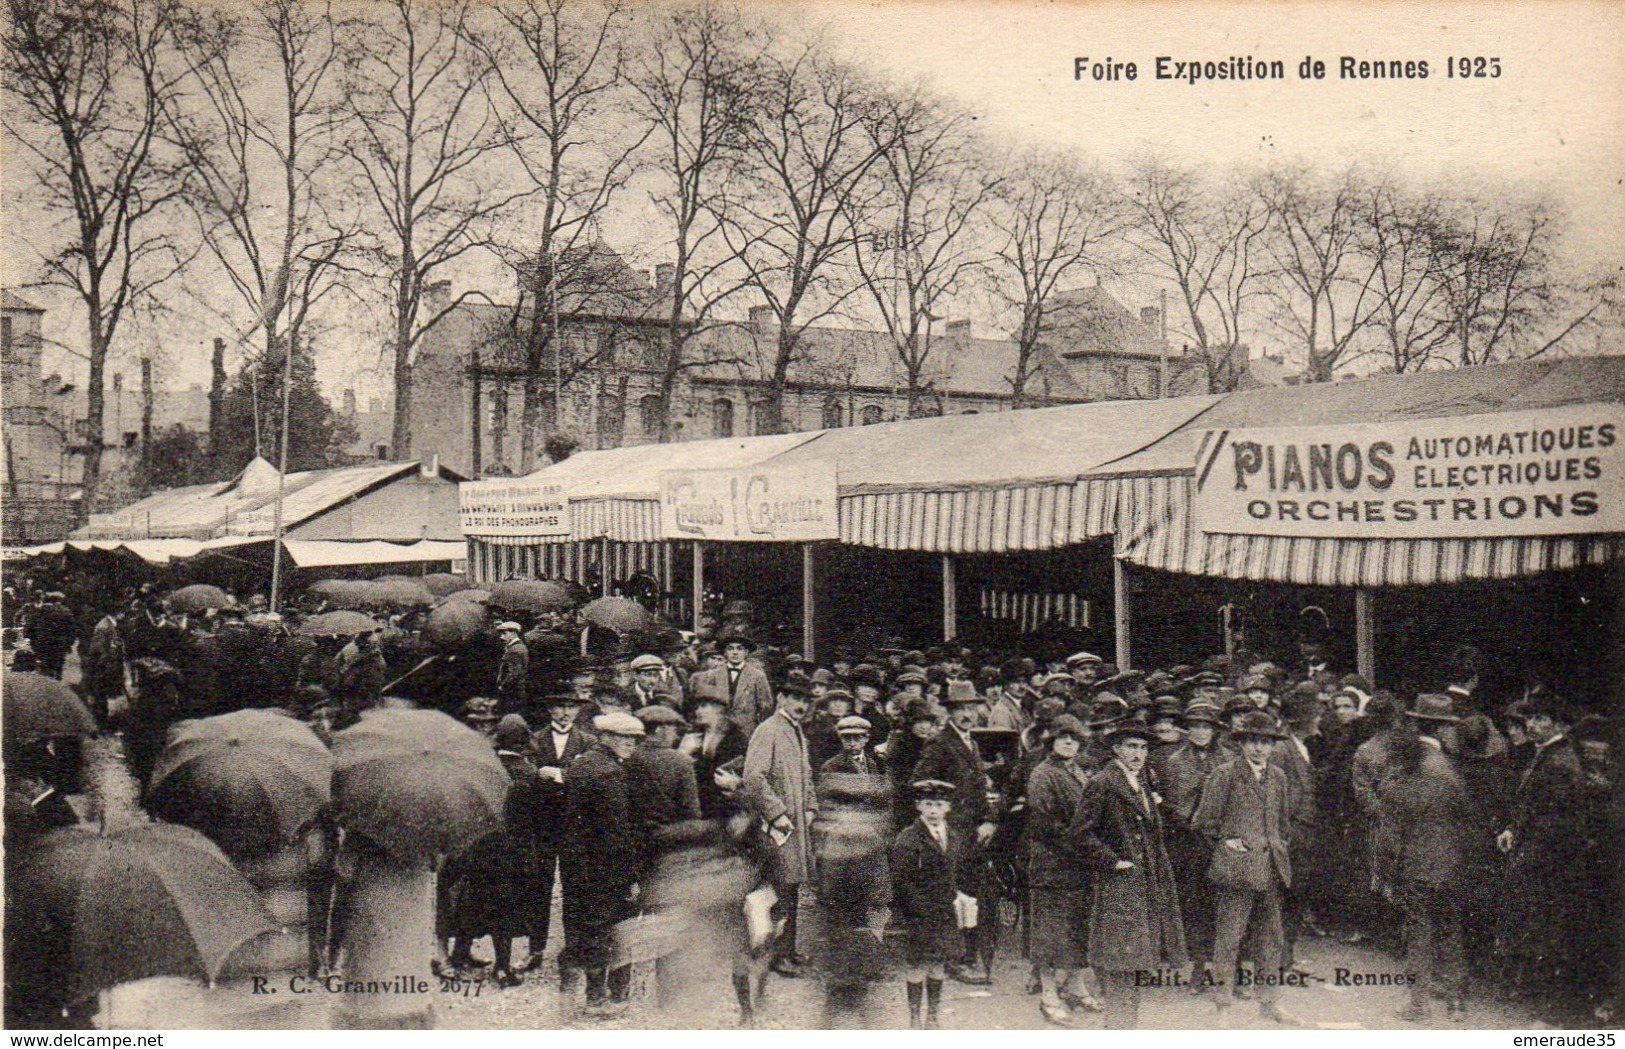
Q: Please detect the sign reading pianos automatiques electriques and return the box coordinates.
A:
[1192,404,1625,539]
[660,463,838,542]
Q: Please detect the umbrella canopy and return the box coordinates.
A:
[442,587,491,605]
[367,578,434,609]
[488,578,578,613]
[3,672,97,743]
[581,596,658,635]
[167,584,235,614]
[147,709,331,856]
[421,599,488,649]
[331,708,509,865]
[421,572,469,597]
[306,578,374,609]
[15,823,279,1000]
[296,610,383,637]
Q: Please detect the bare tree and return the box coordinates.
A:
[722,40,891,433]
[2,0,194,514]
[989,147,1127,406]
[462,0,646,471]
[1350,178,1456,374]
[850,88,998,417]
[1125,156,1268,392]
[344,0,527,459]
[1258,164,1388,383]
[628,2,760,440]
[171,0,360,462]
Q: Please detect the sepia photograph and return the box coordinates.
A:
[2,0,1621,1034]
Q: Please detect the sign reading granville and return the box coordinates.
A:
[1192,404,1625,539]
[660,463,838,542]
[459,478,570,537]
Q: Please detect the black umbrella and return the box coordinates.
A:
[581,596,658,635]
[421,599,488,649]
[147,709,331,856]
[167,584,235,614]
[330,708,509,866]
[421,572,469,597]
[296,610,383,637]
[15,823,279,1000]
[367,578,434,609]
[3,671,97,743]
[488,578,578,613]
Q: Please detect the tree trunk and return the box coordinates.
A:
[81,322,109,519]
[390,342,413,460]
[139,356,153,496]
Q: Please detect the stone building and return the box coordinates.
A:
[2,290,80,544]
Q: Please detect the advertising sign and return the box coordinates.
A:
[459,478,570,537]
[660,463,838,542]
[1192,404,1625,539]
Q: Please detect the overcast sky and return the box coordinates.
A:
[8,0,1621,399]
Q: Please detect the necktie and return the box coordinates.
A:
[854,754,866,775]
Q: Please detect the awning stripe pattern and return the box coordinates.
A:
[1113,474,1625,586]
[838,483,1117,552]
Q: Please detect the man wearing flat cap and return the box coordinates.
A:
[1191,712,1299,1025]
[628,705,701,838]
[820,714,886,778]
[494,621,529,717]
[743,674,820,977]
[559,711,646,1018]
[1375,694,1474,1023]
[692,629,775,736]
[629,652,683,710]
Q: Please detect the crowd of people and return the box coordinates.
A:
[3,565,1620,1030]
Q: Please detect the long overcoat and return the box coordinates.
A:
[888,819,972,964]
[1024,755,1088,890]
[1373,744,1474,887]
[559,742,639,967]
[743,710,818,885]
[1069,762,1187,972]
[1191,757,1295,892]
[1498,736,1589,961]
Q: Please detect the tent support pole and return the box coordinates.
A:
[600,537,610,597]
[802,542,819,663]
[942,554,958,642]
[1356,588,1377,685]
[1113,558,1132,670]
[691,541,705,635]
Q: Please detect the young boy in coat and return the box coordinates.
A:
[889,779,972,1029]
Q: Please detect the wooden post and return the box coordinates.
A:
[1113,558,1132,671]
[691,541,705,635]
[941,554,958,642]
[1355,587,1377,685]
[801,543,819,662]
[600,536,611,597]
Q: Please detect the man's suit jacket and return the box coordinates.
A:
[692,661,775,735]
[1191,757,1295,892]
[821,747,886,777]
[912,726,993,831]
[533,722,596,841]
[1374,744,1473,886]
[1270,735,1316,847]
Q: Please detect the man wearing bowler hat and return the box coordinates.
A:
[522,690,597,971]
[1192,711,1300,1025]
[692,629,775,736]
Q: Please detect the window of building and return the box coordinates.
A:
[375,443,390,459]
[639,394,664,435]
[598,393,624,446]
[712,397,734,438]
[860,404,884,426]
[122,431,139,448]
[821,396,844,429]
[961,408,979,415]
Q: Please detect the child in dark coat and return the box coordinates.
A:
[888,779,972,1029]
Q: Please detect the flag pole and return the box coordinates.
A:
[269,333,295,612]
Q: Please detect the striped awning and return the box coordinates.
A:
[837,480,1120,552]
[1112,474,1625,586]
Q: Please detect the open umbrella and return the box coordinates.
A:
[421,572,469,597]
[296,610,383,637]
[421,599,488,649]
[167,584,235,614]
[331,708,508,866]
[306,578,376,609]
[367,578,434,609]
[581,596,658,635]
[489,578,577,613]
[15,823,279,1000]
[147,709,331,856]
[3,671,98,743]
[443,587,491,605]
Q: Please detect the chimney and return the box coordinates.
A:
[1140,306,1160,329]
[945,319,971,342]
[419,452,439,478]
[343,388,357,415]
[425,280,452,313]
[654,263,675,293]
[748,305,774,333]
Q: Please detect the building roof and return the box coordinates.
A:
[74,456,466,540]
[1043,286,1171,361]
[1,289,44,313]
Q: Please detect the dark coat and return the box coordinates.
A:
[888,819,972,964]
[495,640,529,712]
[1270,736,1317,848]
[912,726,992,831]
[559,743,639,966]
[820,747,885,777]
[804,714,843,772]
[1070,762,1188,972]
[691,723,749,819]
[533,721,596,845]
[625,742,701,846]
[1025,755,1089,890]
[692,661,775,736]
[1499,736,1590,959]
[1191,757,1294,892]
[1373,741,1474,886]
[1155,739,1231,828]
